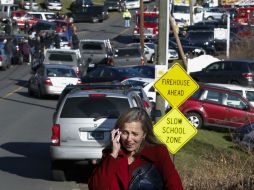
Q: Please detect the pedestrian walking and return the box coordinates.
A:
[122,8,131,28]
[88,107,183,190]
[71,27,79,50]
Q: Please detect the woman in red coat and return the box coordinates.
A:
[88,107,183,190]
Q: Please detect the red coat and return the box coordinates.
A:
[88,143,183,190]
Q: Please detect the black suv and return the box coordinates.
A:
[68,5,109,23]
[190,60,254,87]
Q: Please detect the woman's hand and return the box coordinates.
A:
[110,128,121,158]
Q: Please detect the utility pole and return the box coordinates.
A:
[30,0,33,11]
[226,13,230,58]
[189,0,193,25]
[155,0,169,121]
[139,0,145,59]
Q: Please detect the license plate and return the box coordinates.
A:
[88,131,104,140]
[89,63,95,67]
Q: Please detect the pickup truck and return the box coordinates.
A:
[79,39,114,70]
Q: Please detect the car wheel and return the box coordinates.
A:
[37,85,44,99]
[19,56,24,65]
[186,112,203,128]
[27,82,34,96]
[150,54,155,63]
[51,162,67,181]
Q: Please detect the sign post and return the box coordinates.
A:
[153,63,199,154]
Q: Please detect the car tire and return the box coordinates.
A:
[27,83,34,97]
[51,162,67,181]
[37,85,44,99]
[186,112,203,128]
[150,54,155,63]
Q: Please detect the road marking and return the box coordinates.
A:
[0,86,23,100]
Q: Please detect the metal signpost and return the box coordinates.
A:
[153,63,199,154]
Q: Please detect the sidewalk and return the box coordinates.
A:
[79,184,89,190]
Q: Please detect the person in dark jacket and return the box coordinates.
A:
[71,27,79,50]
[54,33,61,49]
[88,107,183,190]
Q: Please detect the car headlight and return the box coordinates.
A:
[204,42,209,45]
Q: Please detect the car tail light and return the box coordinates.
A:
[44,78,53,86]
[89,94,106,97]
[16,45,19,53]
[0,56,3,62]
[243,73,253,81]
[67,42,71,47]
[51,124,60,146]
[143,100,150,109]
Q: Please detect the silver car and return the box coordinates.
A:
[50,86,146,181]
[28,64,81,98]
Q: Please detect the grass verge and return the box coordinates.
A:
[175,128,254,189]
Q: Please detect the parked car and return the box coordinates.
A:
[23,0,39,10]
[121,77,155,101]
[112,46,145,66]
[79,39,114,71]
[127,42,178,63]
[50,84,146,181]
[68,5,109,23]
[0,48,11,70]
[42,49,83,76]
[168,40,205,58]
[190,60,254,87]
[203,6,227,20]
[27,11,56,21]
[30,20,57,33]
[124,0,140,9]
[179,83,254,129]
[70,0,93,11]
[82,65,154,83]
[104,0,125,12]
[28,64,81,98]
[45,0,63,11]
[184,30,217,55]
[210,83,254,107]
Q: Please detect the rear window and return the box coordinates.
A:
[82,43,103,50]
[49,53,74,62]
[60,97,130,118]
[116,49,140,57]
[46,68,76,77]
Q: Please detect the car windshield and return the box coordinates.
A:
[60,97,130,118]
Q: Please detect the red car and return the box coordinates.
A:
[179,83,254,129]
[15,13,39,29]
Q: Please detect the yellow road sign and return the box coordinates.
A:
[153,108,198,154]
[154,63,199,108]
